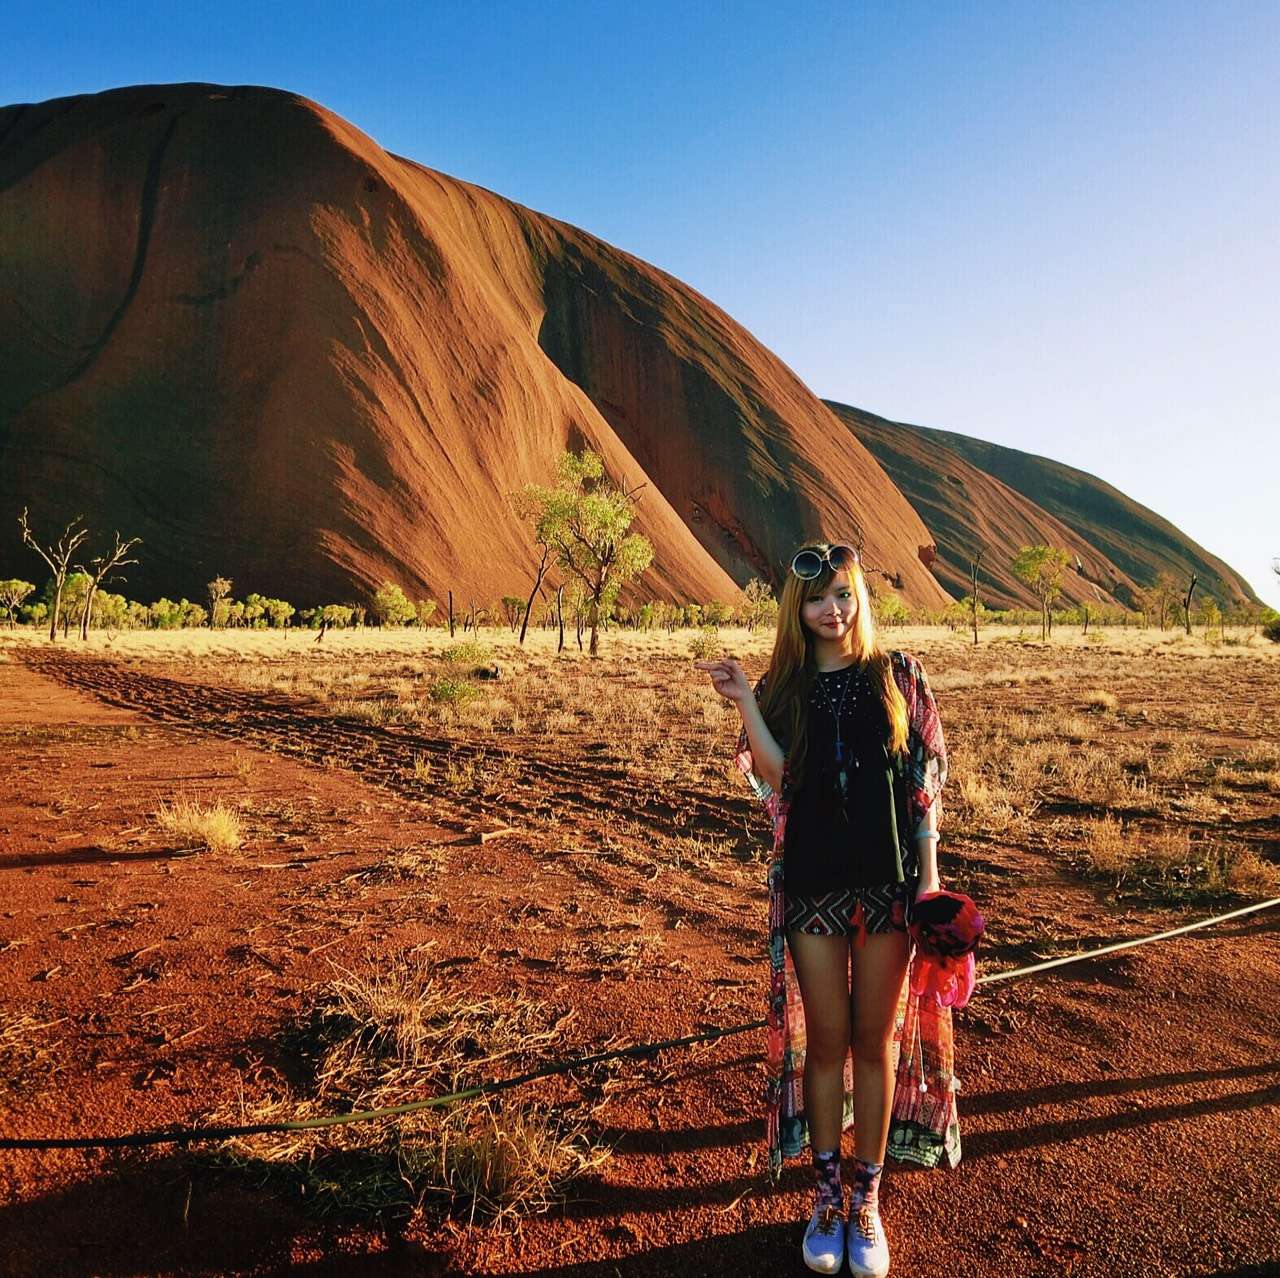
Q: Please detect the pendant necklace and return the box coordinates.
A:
[815,663,859,803]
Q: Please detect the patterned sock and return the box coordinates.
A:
[811,1148,843,1211]
[849,1156,884,1213]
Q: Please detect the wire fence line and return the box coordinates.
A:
[2,896,1276,1153]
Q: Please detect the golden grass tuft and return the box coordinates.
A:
[208,954,608,1227]
[408,1096,609,1226]
[153,795,243,853]
[1082,689,1119,711]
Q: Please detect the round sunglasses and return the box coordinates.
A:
[790,543,860,580]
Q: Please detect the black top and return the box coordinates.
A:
[782,662,907,893]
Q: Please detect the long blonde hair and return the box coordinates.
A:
[758,542,909,788]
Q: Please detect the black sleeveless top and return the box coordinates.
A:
[782,662,907,894]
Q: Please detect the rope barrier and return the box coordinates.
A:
[3,895,1276,1153]
[973,895,1280,986]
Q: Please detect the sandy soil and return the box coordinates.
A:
[1,639,1277,1278]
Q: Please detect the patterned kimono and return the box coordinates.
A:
[734,649,962,1182]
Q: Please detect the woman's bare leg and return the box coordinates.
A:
[785,930,852,1154]
[849,928,910,1162]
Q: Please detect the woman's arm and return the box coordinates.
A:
[693,657,787,794]
[914,808,941,897]
[737,691,786,794]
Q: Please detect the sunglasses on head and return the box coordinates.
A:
[790,543,860,580]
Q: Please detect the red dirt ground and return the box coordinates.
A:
[1,649,1277,1278]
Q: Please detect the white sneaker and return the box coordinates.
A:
[846,1203,890,1277]
[801,1201,845,1274]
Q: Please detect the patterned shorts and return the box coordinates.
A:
[784,884,910,937]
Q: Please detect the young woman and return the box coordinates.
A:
[695,541,960,1277]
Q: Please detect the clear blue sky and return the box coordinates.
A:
[10,0,1279,606]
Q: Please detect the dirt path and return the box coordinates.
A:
[1,650,1277,1277]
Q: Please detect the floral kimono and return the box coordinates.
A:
[734,649,962,1183]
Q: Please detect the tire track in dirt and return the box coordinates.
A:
[19,649,768,951]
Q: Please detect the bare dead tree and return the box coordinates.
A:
[1182,573,1198,637]
[74,530,142,641]
[518,543,552,646]
[19,508,90,642]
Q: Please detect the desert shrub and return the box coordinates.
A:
[428,675,480,705]
[441,640,493,666]
[688,625,721,660]
[206,955,608,1226]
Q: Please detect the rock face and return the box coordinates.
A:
[0,83,947,610]
[828,402,1258,610]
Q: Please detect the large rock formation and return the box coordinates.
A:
[0,83,947,610]
[827,402,1257,610]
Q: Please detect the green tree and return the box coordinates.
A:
[0,579,35,628]
[1011,545,1070,641]
[968,545,985,646]
[1196,596,1221,638]
[92,590,129,630]
[265,598,295,628]
[371,582,415,626]
[514,449,654,656]
[500,595,526,633]
[208,577,233,628]
[1144,573,1181,630]
[873,592,910,628]
[243,593,268,628]
[40,571,91,638]
[737,578,777,632]
[148,598,181,629]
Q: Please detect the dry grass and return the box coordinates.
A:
[1081,689,1119,711]
[0,1012,65,1096]
[153,795,243,853]
[6,622,1277,908]
[208,954,608,1227]
[1081,815,1280,899]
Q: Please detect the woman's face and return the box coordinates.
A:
[800,569,858,643]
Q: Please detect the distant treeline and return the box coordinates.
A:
[3,569,1275,641]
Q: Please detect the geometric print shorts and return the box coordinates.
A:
[784,883,910,936]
